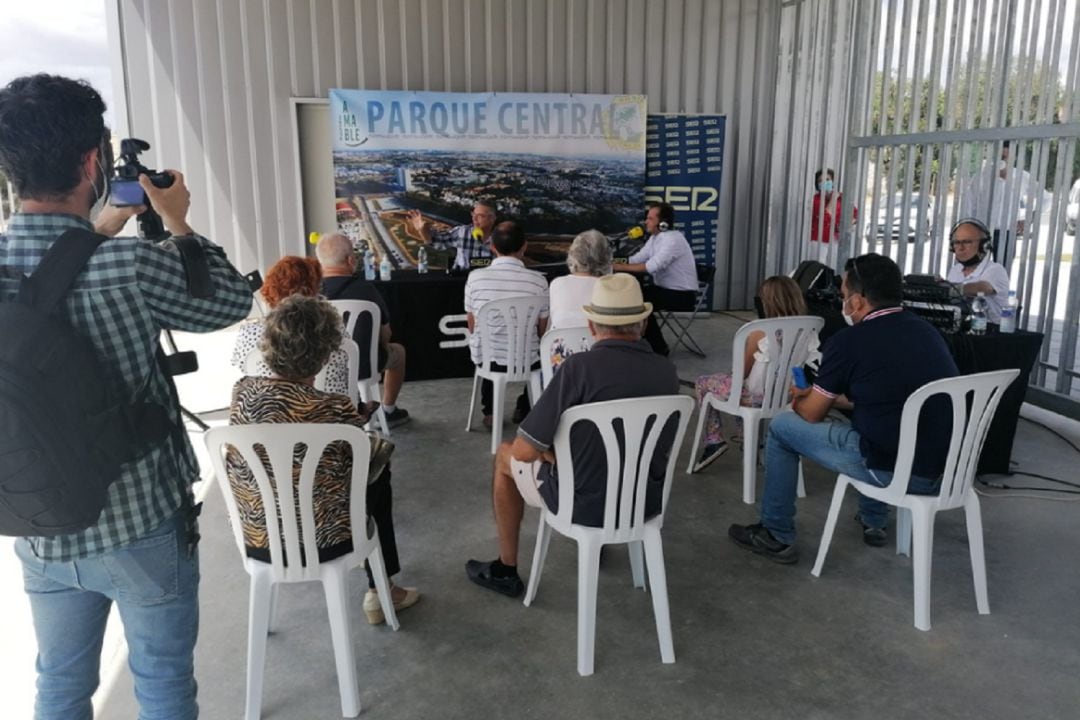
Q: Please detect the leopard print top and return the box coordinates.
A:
[226,376,363,559]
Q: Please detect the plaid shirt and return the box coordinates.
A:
[0,213,252,561]
[431,224,493,270]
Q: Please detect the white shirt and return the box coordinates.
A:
[948,255,1010,323]
[628,229,698,291]
[548,274,598,330]
[463,256,549,365]
[961,161,1033,236]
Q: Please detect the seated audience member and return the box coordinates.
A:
[316,232,411,427]
[465,274,680,597]
[464,221,549,427]
[947,218,1011,323]
[691,275,817,472]
[230,256,354,401]
[549,229,613,329]
[613,202,698,355]
[729,254,958,563]
[227,295,419,623]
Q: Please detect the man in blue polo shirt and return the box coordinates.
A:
[465,273,680,596]
[729,253,958,563]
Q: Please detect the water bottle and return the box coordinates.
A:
[379,255,392,281]
[970,292,988,336]
[363,249,376,281]
[999,290,1017,334]
[417,245,429,274]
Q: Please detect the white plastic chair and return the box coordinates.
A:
[204,423,399,720]
[522,395,694,676]
[244,338,361,409]
[810,369,1020,631]
[465,295,548,453]
[328,299,390,435]
[686,316,823,504]
[539,326,594,389]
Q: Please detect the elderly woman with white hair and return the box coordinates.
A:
[549,229,613,329]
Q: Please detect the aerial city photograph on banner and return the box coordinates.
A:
[330,89,647,271]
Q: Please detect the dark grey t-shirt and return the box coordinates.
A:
[518,338,680,527]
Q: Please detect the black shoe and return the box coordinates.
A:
[465,559,524,597]
[691,441,729,473]
[384,407,411,428]
[855,514,888,547]
[728,523,799,564]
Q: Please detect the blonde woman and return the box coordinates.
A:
[691,276,814,471]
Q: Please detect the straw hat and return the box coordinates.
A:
[581,273,653,325]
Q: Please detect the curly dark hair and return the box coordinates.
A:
[261,256,323,308]
[260,295,343,380]
[0,74,107,200]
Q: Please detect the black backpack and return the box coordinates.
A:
[0,228,171,537]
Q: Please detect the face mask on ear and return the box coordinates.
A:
[87,148,111,221]
[841,296,856,326]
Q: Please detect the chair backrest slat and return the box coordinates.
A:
[553,396,694,543]
[476,296,549,379]
[205,424,371,583]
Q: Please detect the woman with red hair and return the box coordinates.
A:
[231,256,360,405]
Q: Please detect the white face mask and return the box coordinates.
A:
[87,152,110,221]
[841,297,856,326]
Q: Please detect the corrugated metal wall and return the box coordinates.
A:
[109,0,782,309]
[767,0,856,273]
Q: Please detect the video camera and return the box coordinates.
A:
[110,138,174,241]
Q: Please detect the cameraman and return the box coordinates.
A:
[0,74,251,719]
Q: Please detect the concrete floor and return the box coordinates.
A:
[92,313,1080,719]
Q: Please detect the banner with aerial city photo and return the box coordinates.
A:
[330,89,647,270]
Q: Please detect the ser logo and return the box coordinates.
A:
[644,185,719,212]
[439,314,469,349]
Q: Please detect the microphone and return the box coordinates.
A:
[628,225,645,240]
[471,227,484,242]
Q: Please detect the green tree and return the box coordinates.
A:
[868,61,1075,193]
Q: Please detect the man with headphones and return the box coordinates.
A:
[947,218,1011,324]
[613,201,698,355]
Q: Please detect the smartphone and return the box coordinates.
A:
[791,366,809,390]
[110,178,145,207]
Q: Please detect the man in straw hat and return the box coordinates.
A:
[466,273,680,597]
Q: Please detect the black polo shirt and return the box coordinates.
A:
[518,338,680,527]
[813,307,959,477]
[322,275,391,375]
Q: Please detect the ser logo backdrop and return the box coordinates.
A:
[331,90,647,270]
[645,114,725,271]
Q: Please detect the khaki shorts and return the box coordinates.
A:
[382,342,405,371]
[510,458,545,509]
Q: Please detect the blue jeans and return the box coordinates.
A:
[15,510,200,720]
[760,411,940,544]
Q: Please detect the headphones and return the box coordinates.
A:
[651,202,675,232]
[949,217,992,254]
